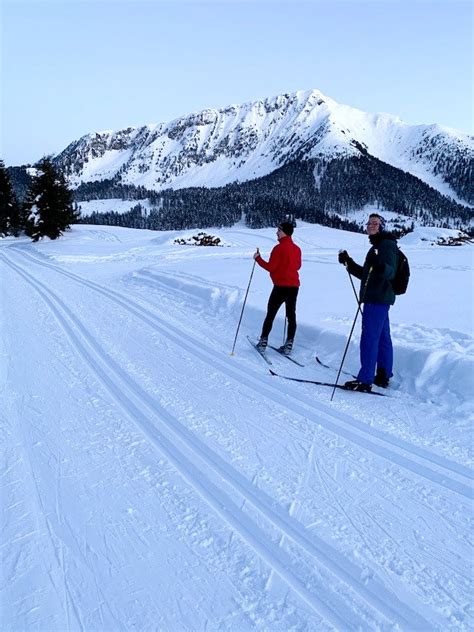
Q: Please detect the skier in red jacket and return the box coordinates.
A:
[253,221,302,355]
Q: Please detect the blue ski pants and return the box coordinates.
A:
[357,303,393,385]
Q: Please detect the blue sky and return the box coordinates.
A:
[2,0,472,166]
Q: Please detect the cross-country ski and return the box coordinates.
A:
[268,369,386,396]
[246,335,273,364]
[315,355,357,378]
[268,344,305,366]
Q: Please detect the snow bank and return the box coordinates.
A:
[400,226,470,246]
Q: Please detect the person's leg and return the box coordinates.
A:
[376,309,393,378]
[284,287,299,340]
[261,287,285,338]
[357,304,389,385]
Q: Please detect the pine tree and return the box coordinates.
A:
[0,160,21,236]
[24,157,80,241]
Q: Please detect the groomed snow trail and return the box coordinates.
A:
[2,226,472,631]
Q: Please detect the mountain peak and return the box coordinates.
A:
[54,89,472,208]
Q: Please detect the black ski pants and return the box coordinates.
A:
[261,285,299,340]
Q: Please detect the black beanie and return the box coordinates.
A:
[278,221,294,236]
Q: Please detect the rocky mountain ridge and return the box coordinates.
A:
[54,89,472,207]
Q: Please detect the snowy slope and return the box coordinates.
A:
[56,90,473,205]
[1,222,473,630]
[79,198,152,217]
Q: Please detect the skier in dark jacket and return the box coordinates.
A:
[253,221,302,355]
[338,213,398,392]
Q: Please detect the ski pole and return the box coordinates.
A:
[331,268,372,401]
[230,258,256,355]
[345,264,362,316]
[283,318,287,344]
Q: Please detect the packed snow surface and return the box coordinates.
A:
[1,222,473,631]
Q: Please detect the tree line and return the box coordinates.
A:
[0,157,80,241]
[77,155,472,234]
[3,153,472,239]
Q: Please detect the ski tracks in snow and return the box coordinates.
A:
[2,252,388,629]
[3,247,473,630]
[10,248,471,495]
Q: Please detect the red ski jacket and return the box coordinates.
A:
[255,235,301,287]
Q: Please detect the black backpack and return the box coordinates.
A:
[392,248,410,295]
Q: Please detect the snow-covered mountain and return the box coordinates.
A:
[56,89,473,206]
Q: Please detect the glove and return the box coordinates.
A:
[338,249,350,265]
[253,248,260,261]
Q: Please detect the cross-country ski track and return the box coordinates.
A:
[2,227,472,631]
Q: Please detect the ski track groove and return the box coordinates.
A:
[1,251,442,628]
[12,247,473,490]
[79,255,473,484]
[12,411,85,632]
[3,253,373,631]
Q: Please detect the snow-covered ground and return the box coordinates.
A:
[1,221,473,631]
[78,198,153,218]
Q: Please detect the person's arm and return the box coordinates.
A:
[255,244,280,272]
[338,249,363,279]
[296,246,302,271]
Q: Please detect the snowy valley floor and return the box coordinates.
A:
[1,223,473,631]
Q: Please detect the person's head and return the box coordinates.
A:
[366,213,386,236]
[277,221,294,240]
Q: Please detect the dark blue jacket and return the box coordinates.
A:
[346,233,398,305]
